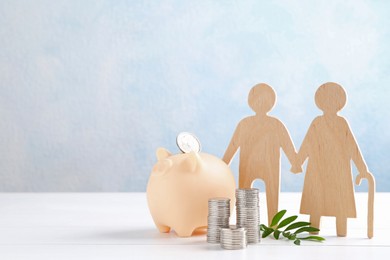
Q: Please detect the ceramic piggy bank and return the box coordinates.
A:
[147,147,236,237]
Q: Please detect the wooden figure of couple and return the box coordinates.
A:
[223,82,375,238]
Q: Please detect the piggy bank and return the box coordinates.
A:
[147,147,236,237]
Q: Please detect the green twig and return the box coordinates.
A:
[260,210,325,245]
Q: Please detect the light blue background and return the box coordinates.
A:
[0,0,388,192]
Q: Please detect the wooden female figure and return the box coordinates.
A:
[291,82,374,237]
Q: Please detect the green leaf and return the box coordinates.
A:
[284,221,311,232]
[277,215,298,229]
[261,227,274,238]
[270,209,287,227]
[294,227,320,234]
[294,239,301,245]
[282,231,290,238]
[273,230,281,240]
[288,233,296,240]
[260,224,267,231]
[300,236,325,242]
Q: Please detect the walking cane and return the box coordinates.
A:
[356,172,375,239]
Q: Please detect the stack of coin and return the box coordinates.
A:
[207,198,230,243]
[220,226,247,250]
[235,188,260,244]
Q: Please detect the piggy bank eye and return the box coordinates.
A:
[152,159,173,176]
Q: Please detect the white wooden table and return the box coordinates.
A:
[0,193,389,259]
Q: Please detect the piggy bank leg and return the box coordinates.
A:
[194,226,207,233]
[155,222,171,233]
[174,226,195,237]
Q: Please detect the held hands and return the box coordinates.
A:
[290,154,303,174]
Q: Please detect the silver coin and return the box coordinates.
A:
[237,219,260,223]
[236,215,260,219]
[208,224,229,227]
[209,208,230,212]
[236,213,260,217]
[220,226,248,250]
[209,197,230,202]
[209,207,230,211]
[208,218,230,222]
[207,239,221,243]
[236,207,259,210]
[237,219,259,223]
[236,200,258,203]
[209,206,230,209]
[176,132,201,153]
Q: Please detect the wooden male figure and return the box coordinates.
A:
[223,83,297,225]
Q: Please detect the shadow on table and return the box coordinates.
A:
[82,227,208,245]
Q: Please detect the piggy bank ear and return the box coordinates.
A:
[156,147,172,161]
[181,152,203,172]
[152,159,173,176]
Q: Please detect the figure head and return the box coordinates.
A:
[315,82,347,115]
[248,83,276,114]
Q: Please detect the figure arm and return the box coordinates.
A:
[222,123,241,165]
[345,120,371,180]
[292,121,314,174]
[278,122,297,169]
